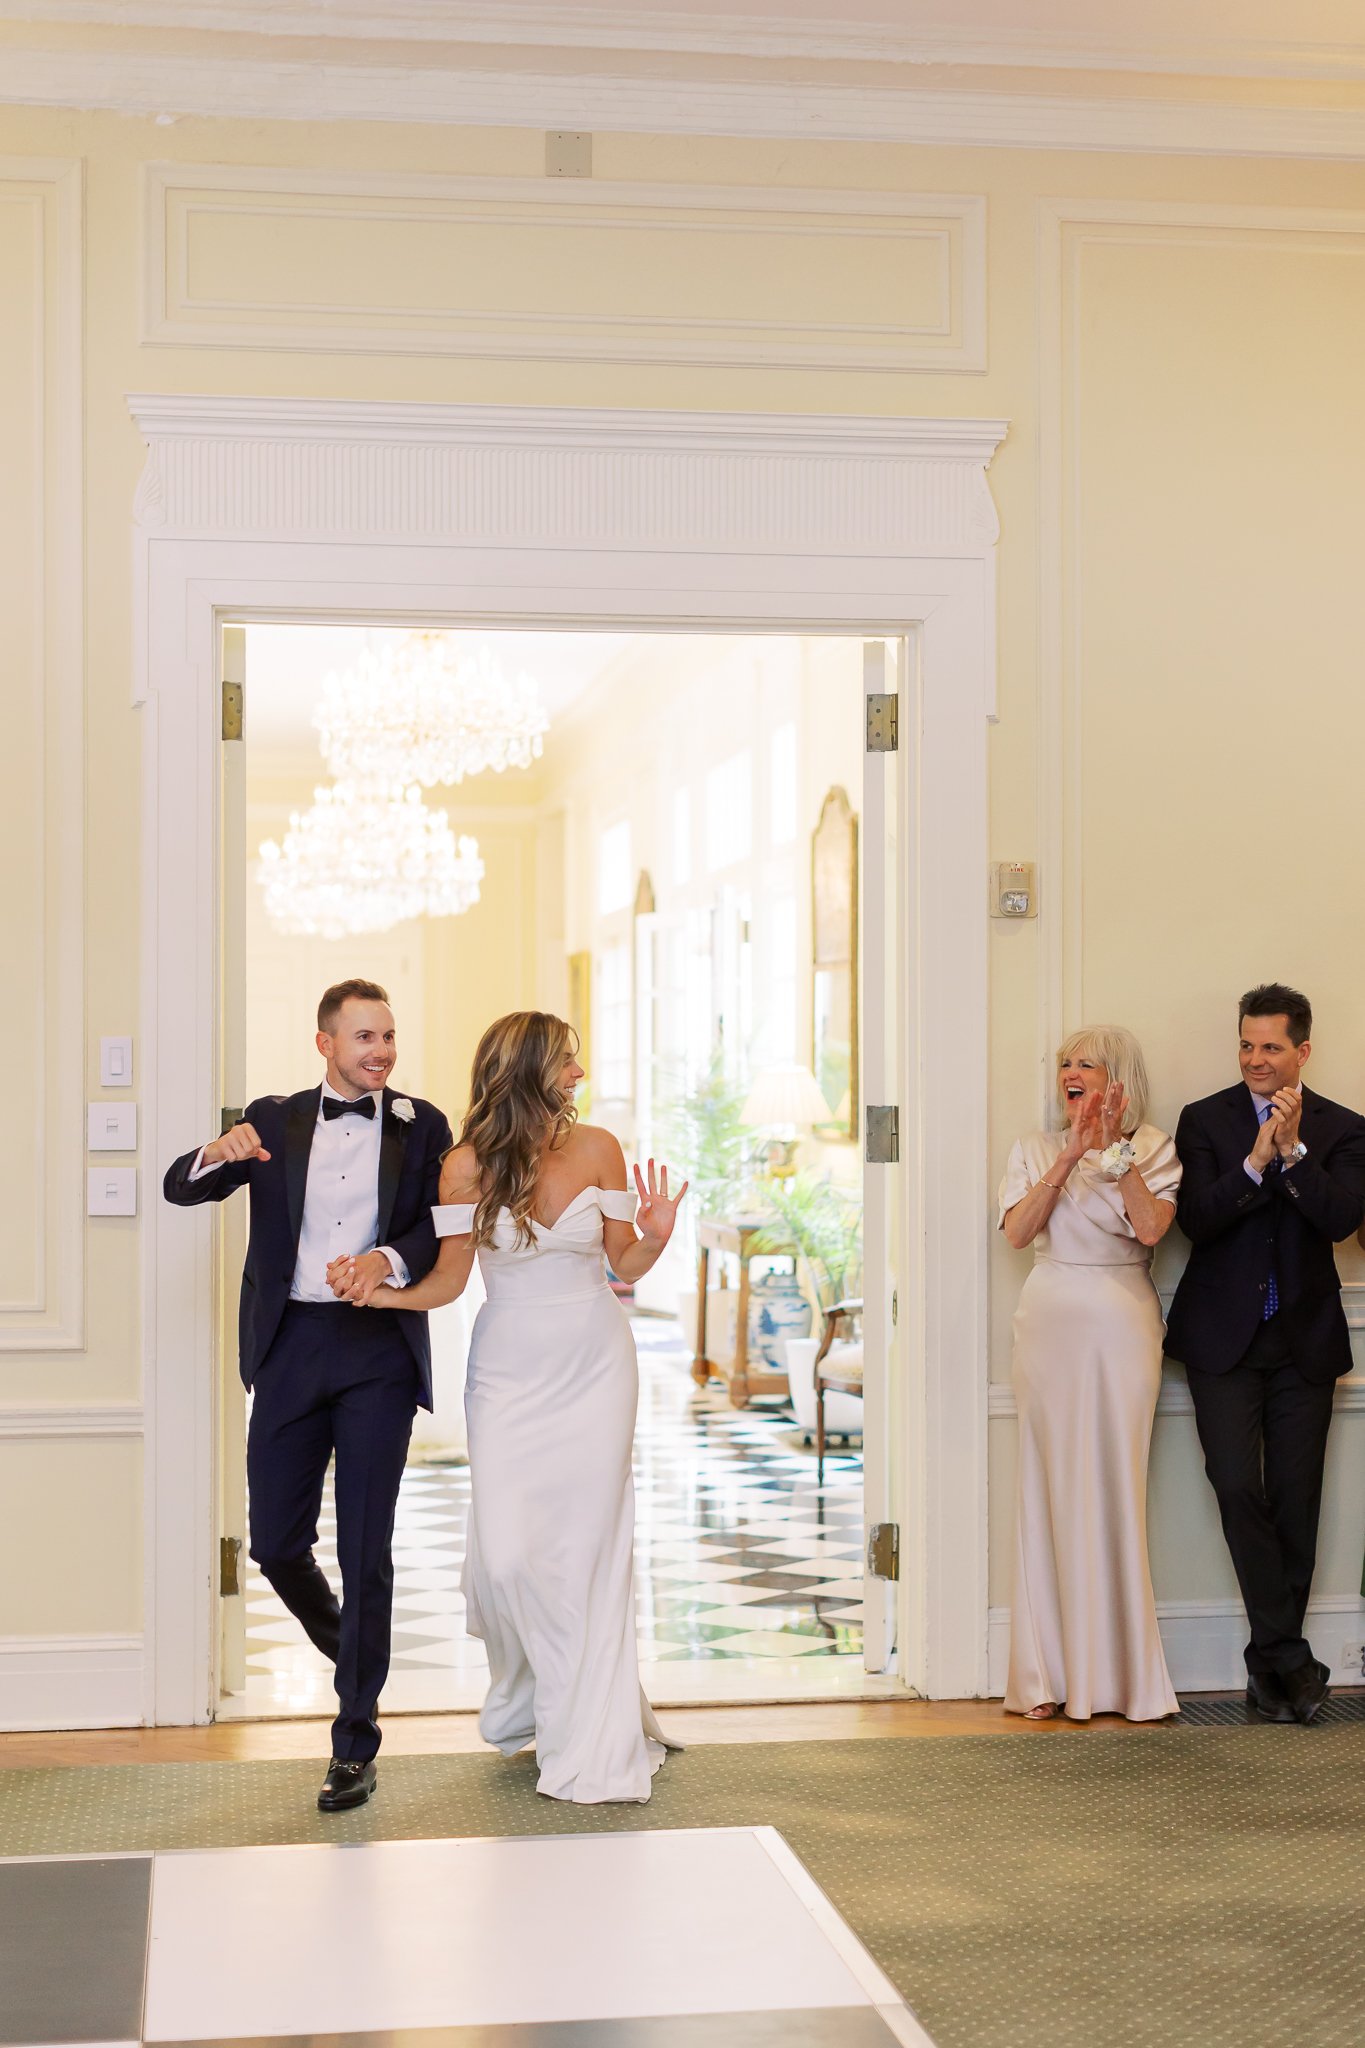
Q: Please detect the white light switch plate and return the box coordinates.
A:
[88,1102,138,1151]
[100,1035,134,1086]
[88,1167,137,1216]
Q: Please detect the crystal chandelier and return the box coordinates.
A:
[257,780,484,939]
[314,634,550,788]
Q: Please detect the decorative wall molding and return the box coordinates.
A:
[136,398,1002,1716]
[1035,196,1365,1123]
[987,1595,1365,1699]
[988,1359,1365,1422]
[0,1633,144,1732]
[0,1404,145,1440]
[10,48,1365,161]
[128,401,1006,701]
[142,164,987,374]
[0,157,85,1352]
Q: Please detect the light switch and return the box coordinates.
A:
[100,1036,134,1086]
[88,1103,138,1151]
[88,1167,137,1217]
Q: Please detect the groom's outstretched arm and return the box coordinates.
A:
[385,1107,454,1284]
[163,1113,272,1208]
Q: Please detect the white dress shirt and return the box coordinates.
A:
[190,1082,409,1301]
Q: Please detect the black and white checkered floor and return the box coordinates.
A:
[231,1320,870,1718]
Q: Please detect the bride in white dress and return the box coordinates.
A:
[333,1010,688,1804]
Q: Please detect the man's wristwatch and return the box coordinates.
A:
[1282,1140,1308,1167]
[1100,1139,1136,1182]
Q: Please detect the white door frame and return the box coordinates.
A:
[131,397,1005,1724]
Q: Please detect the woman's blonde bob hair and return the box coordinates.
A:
[1054,1025,1149,1134]
[456,1010,579,1247]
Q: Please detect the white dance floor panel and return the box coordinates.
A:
[138,1829,929,2044]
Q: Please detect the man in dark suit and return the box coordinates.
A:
[1166,982,1365,1724]
[164,978,452,1808]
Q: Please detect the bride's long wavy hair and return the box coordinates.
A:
[456,1011,580,1247]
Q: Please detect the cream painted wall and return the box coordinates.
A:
[3,95,1365,1699]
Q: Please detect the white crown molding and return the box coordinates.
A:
[10,4,1365,84]
[8,49,1365,160]
[127,396,1007,565]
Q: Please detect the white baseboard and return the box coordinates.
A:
[0,1634,145,1731]
[987,1597,1365,1699]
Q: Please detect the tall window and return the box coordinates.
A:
[597,942,632,1101]
[769,722,797,847]
[597,820,633,915]
[672,786,692,886]
[705,749,752,872]
[762,893,798,1064]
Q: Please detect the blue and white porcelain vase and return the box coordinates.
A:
[748,1265,813,1375]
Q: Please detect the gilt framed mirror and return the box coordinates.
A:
[811,785,858,1143]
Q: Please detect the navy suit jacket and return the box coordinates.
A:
[1164,1081,1365,1383]
[163,1086,452,1409]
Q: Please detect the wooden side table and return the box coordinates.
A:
[690,1214,798,1409]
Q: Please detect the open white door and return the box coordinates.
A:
[859,638,908,1677]
[215,623,249,1699]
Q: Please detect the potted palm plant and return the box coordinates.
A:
[657,1056,752,1364]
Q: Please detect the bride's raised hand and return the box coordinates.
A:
[633,1158,689,1247]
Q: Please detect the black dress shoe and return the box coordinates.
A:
[318,1758,377,1811]
[1245,1671,1296,1723]
[1281,1661,1330,1724]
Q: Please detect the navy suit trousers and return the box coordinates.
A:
[247,1301,417,1762]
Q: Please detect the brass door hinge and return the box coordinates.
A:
[866,693,898,752]
[866,1105,899,1164]
[222,678,244,742]
[220,1536,242,1597]
[867,1523,900,1582]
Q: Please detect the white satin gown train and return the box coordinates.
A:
[434,1186,675,1802]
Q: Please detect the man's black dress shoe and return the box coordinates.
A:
[1280,1661,1330,1725]
[318,1758,377,1811]
[1245,1671,1296,1723]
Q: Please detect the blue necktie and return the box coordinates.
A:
[1258,1104,1279,1319]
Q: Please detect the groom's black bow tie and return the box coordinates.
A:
[322,1094,377,1121]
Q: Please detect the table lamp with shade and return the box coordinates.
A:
[740,1063,832,1177]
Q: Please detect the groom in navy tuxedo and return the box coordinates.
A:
[164,978,451,1809]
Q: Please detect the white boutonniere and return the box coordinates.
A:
[392,1098,415,1124]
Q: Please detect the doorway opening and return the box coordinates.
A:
[214,622,904,1719]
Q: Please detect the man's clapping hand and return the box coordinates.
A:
[326,1250,393,1306]
[1248,1088,1302,1171]
[1271,1088,1303,1158]
[203,1121,271,1167]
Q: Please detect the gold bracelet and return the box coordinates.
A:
[1041,1177,1064,1192]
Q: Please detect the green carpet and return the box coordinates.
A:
[3,1730,1363,2048]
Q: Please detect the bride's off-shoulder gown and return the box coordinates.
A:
[434,1186,674,1802]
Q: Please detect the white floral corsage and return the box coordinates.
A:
[392,1097,415,1124]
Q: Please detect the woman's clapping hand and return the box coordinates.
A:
[1099,1080,1130,1149]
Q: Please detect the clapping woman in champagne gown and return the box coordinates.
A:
[998,1026,1181,1722]
[332,1010,687,1803]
